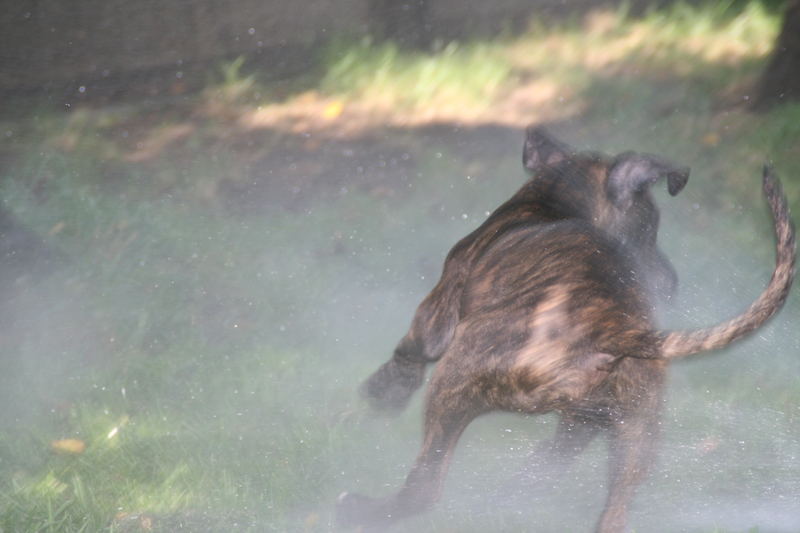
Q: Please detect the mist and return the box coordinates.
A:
[1,1,799,532]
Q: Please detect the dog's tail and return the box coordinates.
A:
[659,166,796,360]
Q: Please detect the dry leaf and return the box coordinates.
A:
[702,132,720,147]
[323,101,344,119]
[51,438,86,454]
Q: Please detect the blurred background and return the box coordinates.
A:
[0,1,798,531]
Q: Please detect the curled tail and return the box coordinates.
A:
[659,166,796,359]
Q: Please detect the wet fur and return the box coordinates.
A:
[338,128,795,532]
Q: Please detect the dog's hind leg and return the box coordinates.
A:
[339,356,485,528]
[595,413,659,533]
[360,216,499,413]
[595,364,663,533]
[361,274,464,412]
[359,339,429,413]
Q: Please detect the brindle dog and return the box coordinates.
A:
[336,128,796,532]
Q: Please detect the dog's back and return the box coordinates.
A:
[453,219,662,414]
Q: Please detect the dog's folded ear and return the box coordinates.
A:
[523,127,575,173]
[608,152,690,208]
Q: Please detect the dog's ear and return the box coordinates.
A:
[523,127,574,173]
[607,152,689,208]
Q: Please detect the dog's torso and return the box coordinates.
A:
[441,218,664,418]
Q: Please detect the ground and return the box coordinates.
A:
[0,3,798,532]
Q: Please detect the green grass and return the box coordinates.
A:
[319,37,511,113]
[1,2,799,531]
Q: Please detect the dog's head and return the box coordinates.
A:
[522,126,689,301]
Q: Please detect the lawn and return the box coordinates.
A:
[0,2,798,532]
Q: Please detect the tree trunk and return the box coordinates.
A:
[753,0,800,110]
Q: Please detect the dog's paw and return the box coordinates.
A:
[335,492,361,528]
[335,491,388,530]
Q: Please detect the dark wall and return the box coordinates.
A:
[0,0,653,97]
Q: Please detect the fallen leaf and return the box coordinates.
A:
[702,132,720,147]
[323,101,344,119]
[51,438,86,454]
[48,221,66,236]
